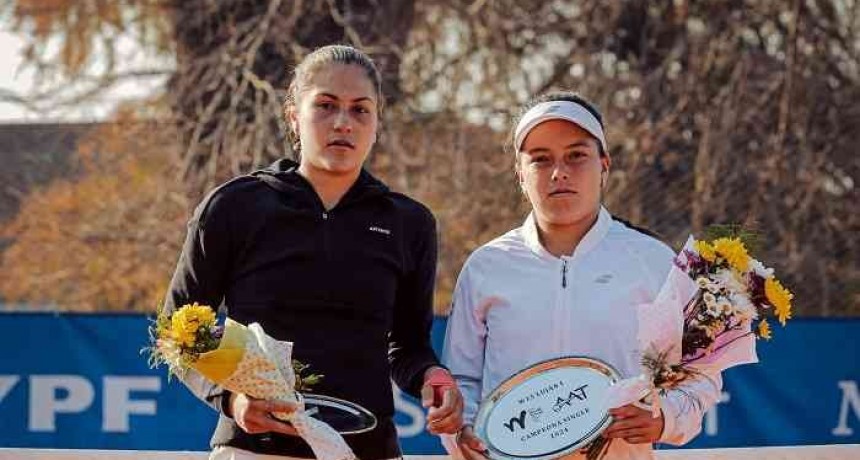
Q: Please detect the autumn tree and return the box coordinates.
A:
[0,111,188,311]
[1,0,857,315]
[397,0,860,315]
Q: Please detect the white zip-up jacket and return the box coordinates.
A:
[442,207,722,459]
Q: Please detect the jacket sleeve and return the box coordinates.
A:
[162,188,235,415]
[633,235,725,445]
[659,368,723,445]
[441,263,485,426]
[388,210,441,398]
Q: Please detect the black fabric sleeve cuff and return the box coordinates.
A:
[402,354,443,397]
[206,389,233,418]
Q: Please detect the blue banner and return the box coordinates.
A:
[0,313,857,452]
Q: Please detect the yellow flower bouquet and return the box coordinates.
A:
[596,231,794,459]
[609,234,794,404]
[680,236,793,354]
[146,302,353,460]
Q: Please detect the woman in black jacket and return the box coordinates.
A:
[163,45,463,459]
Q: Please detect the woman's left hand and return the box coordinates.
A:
[421,366,464,434]
[603,404,664,444]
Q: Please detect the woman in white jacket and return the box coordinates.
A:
[442,92,722,459]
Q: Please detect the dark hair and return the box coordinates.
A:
[508,91,607,160]
[284,45,384,150]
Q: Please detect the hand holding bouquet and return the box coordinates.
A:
[146,302,354,460]
[595,233,794,458]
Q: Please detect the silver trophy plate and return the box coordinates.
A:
[301,393,378,435]
[474,357,620,460]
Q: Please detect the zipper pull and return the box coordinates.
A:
[562,260,568,288]
[322,212,328,220]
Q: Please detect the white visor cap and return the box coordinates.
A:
[514,100,607,154]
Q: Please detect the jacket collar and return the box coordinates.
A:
[257,158,389,207]
[522,206,612,260]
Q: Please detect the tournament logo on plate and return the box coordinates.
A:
[474,357,620,460]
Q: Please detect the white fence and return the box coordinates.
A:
[1,445,859,460]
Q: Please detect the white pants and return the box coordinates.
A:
[210,446,402,460]
[210,446,311,460]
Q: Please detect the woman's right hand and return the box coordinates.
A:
[456,425,489,460]
[229,393,300,437]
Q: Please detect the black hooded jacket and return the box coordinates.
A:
[163,159,440,458]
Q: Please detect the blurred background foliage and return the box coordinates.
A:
[0,0,857,315]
